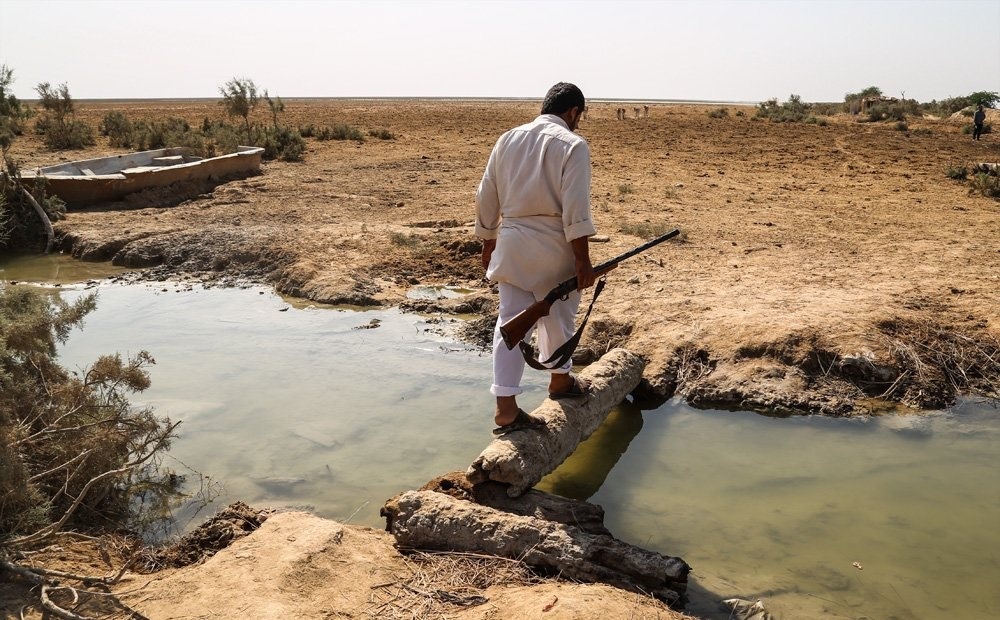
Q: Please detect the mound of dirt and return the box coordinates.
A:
[142,501,272,570]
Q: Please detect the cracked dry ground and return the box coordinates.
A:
[13,99,1000,415]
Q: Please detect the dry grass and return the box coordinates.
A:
[673,345,714,393]
[871,318,1000,408]
[360,549,544,619]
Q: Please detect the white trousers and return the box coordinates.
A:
[491,282,581,397]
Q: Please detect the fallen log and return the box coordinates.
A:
[466,348,646,497]
[420,471,610,535]
[382,489,689,605]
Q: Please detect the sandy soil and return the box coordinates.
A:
[4,99,999,619]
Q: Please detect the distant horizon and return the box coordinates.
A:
[2,0,997,103]
[21,95,765,105]
[14,95,980,108]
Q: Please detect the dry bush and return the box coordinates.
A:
[1,285,179,545]
[871,318,1000,408]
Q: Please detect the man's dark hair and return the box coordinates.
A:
[541,82,585,116]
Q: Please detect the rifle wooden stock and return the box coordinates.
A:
[499,228,680,350]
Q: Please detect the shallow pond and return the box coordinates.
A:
[4,256,998,620]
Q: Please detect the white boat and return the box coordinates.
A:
[20,146,265,207]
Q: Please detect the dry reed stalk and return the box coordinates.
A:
[358,549,547,619]
[871,319,1000,408]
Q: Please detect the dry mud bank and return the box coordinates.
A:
[14,98,999,415]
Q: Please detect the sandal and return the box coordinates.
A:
[492,408,548,436]
[548,375,590,401]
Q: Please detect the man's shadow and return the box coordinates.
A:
[537,399,644,501]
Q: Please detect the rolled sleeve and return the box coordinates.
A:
[564,218,596,242]
[561,142,595,242]
[475,149,502,240]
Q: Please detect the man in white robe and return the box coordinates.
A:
[475,82,597,434]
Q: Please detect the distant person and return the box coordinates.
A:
[475,82,597,435]
[973,104,986,141]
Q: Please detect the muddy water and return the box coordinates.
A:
[4,259,997,620]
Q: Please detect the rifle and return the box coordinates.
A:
[499,228,680,352]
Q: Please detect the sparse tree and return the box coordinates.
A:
[0,65,31,154]
[219,77,259,143]
[33,81,94,149]
[0,285,181,617]
[265,89,285,130]
[858,86,882,99]
[968,91,999,108]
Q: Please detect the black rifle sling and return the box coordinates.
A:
[518,277,606,371]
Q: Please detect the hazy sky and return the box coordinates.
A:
[1,0,998,103]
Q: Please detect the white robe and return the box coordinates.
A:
[475,114,596,297]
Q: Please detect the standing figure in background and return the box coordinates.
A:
[973,104,986,141]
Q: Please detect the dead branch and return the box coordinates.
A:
[26,449,94,484]
[11,421,179,548]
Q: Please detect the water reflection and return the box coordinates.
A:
[0,252,130,283]
[537,402,643,501]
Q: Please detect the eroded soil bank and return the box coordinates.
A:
[12,99,999,415]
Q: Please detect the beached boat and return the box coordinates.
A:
[20,146,265,208]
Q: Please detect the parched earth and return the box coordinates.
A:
[12,98,1000,415]
[4,99,999,619]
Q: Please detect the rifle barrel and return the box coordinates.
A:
[593,228,680,273]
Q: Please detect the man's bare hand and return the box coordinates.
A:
[481,239,496,271]
[575,259,596,289]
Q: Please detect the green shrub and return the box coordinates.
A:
[0,162,66,251]
[734,109,746,117]
[810,102,841,116]
[912,127,933,137]
[618,183,634,195]
[756,95,810,122]
[707,107,729,119]
[132,117,194,151]
[100,110,134,147]
[34,82,95,150]
[945,164,968,180]
[618,220,673,238]
[258,125,305,161]
[298,123,317,138]
[208,123,241,155]
[368,128,396,140]
[969,171,1000,199]
[317,123,365,141]
[921,91,998,116]
[865,102,908,122]
[963,123,992,135]
[44,120,94,150]
[389,231,421,247]
[219,77,259,144]
[0,65,31,151]
[0,286,180,541]
[895,121,909,131]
